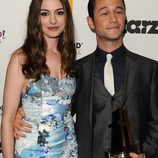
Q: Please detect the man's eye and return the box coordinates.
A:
[40,12,49,16]
[102,12,108,16]
[116,10,123,14]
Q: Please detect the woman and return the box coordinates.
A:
[1,0,78,157]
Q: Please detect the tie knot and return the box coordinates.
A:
[106,54,113,62]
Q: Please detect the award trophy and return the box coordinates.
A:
[110,109,141,158]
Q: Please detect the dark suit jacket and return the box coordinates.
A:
[72,48,158,158]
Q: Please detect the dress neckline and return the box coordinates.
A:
[46,74,69,81]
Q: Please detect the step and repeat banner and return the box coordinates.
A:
[0,0,158,156]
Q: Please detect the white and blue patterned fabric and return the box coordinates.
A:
[15,75,78,158]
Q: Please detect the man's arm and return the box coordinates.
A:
[14,107,32,139]
[142,61,158,157]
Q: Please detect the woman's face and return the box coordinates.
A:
[40,0,66,39]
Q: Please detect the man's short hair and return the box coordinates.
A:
[88,0,126,19]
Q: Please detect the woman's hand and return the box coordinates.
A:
[13,107,32,139]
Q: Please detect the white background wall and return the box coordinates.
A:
[0,0,158,156]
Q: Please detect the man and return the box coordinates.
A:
[14,0,158,158]
[72,0,158,157]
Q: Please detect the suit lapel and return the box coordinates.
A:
[121,51,136,107]
[82,52,95,126]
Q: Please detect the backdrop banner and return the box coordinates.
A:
[0,0,158,156]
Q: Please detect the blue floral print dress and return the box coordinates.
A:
[15,75,78,158]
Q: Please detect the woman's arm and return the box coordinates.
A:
[14,107,32,139]
[1,52,25,158]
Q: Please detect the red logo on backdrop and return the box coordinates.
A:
[0,30,6,43]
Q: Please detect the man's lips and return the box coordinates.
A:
[107,26,119,29]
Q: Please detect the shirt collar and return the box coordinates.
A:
[95,44,126,62]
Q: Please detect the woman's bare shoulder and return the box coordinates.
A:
[11,49,26,65]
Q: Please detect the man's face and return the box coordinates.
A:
[88,0,126,42]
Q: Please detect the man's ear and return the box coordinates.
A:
[123,16,127,34]
[87,16,95,33]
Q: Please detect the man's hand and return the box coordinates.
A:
[110,153,145,158]
[13,107,32,139]
[129,152,145,158]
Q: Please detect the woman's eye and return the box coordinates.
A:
[56,11,64,16]
[40,12,49,16]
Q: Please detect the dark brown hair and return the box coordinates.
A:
[21,0,76,80]
[88,0,126,19]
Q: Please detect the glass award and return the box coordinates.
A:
[110,109,141,158]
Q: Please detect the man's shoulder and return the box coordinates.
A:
[74,52,95,66]
[126,48,157,64]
